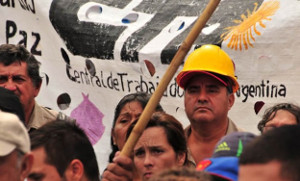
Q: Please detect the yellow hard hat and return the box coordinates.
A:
[176,44,239,93]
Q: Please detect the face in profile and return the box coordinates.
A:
[133,127,185,181]
[28,147,62,181]
[263,110,297,132]
[112,101,144,150]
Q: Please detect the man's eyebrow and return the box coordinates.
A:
[186,84,200,89]
[149,145,164,149]
[133,147,144,153]
[27,173,45,179]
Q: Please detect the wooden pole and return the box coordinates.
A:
[121,0,221,156]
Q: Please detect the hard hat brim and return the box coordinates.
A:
[176,70,228,89]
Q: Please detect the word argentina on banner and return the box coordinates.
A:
[236,80,286,102]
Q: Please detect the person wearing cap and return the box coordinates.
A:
[196,132,257,181]
[176,44,243,165]
[212,132,257,158]
[239,125,300,181]
[28,119,100,181]
[0,44,73,132]
[0,111,33,180]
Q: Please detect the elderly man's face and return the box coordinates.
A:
[0,62,40,124]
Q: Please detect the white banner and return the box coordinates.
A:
[1,0,299,172]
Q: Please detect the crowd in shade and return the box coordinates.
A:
[1,44,300,181]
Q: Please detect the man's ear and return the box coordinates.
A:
[20,153,33,181]
[64,159,84,181]
[228,93,235,110]
[33,81,42,97]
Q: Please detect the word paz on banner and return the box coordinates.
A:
[5,20,41,55]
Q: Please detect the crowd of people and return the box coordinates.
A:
[0,43,300,181]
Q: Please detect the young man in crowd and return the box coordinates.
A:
[239,125,300,181]
[28,120,100,181]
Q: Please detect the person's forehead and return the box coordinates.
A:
[30,147,62,179]
[32,147,46,161]
[0,62,28,74]
[122,101,143,111]
[186,74,225,87]
[134,127,167,149]
[267,110,297,123]
[31,147,59,173]
[118,101,143,117]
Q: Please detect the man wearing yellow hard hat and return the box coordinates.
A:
[176,44,243,166]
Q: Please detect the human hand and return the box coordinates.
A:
[101,151,133,181]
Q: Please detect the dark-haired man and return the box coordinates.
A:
[28,120,100,181]
[239,125,300,181]
[176,44,243,164]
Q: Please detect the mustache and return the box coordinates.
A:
[194,104,212,111]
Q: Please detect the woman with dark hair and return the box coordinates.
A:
[109,92,164,162]
[128,111,190,181]
[257,103,300,133]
